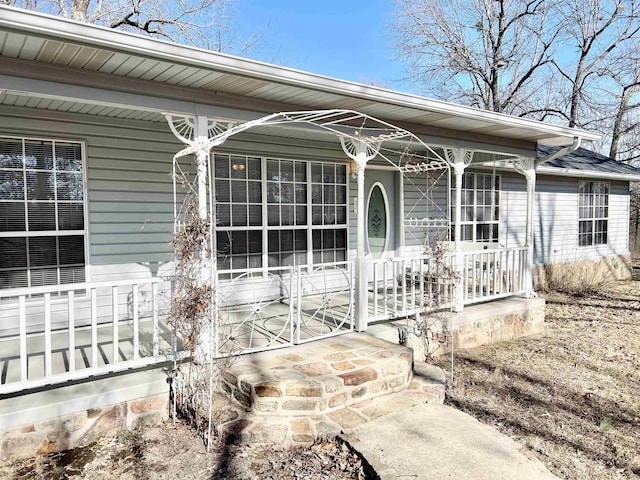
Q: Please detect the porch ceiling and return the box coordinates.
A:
[0,5,600,150]
[0,90,165,122]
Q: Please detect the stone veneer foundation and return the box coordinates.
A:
[449,297,546,352]
[2,298,544,461]
[0,392,168,462]
[367,297,546,361]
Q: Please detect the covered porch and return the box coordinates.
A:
[169,109,537,348]
[0,104,545,395]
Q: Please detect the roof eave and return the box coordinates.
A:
[0,5,601,147]
[537,165,640,182]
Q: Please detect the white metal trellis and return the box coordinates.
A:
[214,266,294,356]
[295,261,354,344]
[168,109,452,357]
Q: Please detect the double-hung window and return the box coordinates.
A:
[578,180,608,246]
[0,137,86,290]
[213,154,348,272]
[453,172,500,242]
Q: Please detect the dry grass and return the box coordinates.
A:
[0,422,369,479]
[437,280,640,480]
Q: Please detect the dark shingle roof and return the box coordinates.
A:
[537,145,640,176]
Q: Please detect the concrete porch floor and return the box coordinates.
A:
[0,320,175,388]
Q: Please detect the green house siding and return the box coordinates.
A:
[533,175,630,265]
[0,105,351,284]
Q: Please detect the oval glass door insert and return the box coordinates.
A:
[367,184,388,257]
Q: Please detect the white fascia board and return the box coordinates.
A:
[537,166,640,182]
[0,5,600,145]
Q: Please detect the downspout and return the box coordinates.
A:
[535,136,582,167]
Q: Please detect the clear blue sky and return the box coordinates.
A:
[233,0,413,93]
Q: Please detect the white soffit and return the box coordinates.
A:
[0,6,600,147]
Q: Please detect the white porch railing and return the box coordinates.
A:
[0,249,527,393]
[0,278,178,395]
[367,247,528,322]
[461,247,527,304]
[368,256,455,322]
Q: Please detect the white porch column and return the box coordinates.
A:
[355,155,368,331]
[194,116,210,222]
[515,157,536,297]
[193,116,213,364]
[340,138,380,332]
[166,114,229,364]
[444,148,473,312]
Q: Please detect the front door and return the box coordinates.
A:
[365,169,401,320]
[365,169,396,259]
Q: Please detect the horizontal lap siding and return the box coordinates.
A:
[87,130,180,267]
[533,175,630,265]
[0,107,350,285]
[500,171,527,248]
[0,108,182,277]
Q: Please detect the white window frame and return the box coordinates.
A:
[453,172,500,243]
[578,180,609,247]
[0,135,90,293]
[212,153,349,272]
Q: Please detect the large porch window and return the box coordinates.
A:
[0,136,86,290]
[214,154,348,271]
[453,172,500,242]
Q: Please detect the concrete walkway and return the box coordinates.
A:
[342,402,559,480]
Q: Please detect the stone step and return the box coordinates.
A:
[221,333,414,418]
[211,333,447,446]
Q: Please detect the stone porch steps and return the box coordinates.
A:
[214,333,446,445]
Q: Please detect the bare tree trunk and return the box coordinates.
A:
[69,0,90,21]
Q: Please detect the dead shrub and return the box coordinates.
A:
[540,258,617,295]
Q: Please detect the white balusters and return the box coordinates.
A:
[44,293,52,377]
[91,288,98,370]
[112,286,119,364]
[132,284,139,361]
[68,291,75,373]
[19,295,27,382]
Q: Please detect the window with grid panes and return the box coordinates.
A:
[578,181,608,246]
[214,155,262,271]
[0,137,86,290]
[452,172,500,242]
[266,159,308,267]
[213,154,348,271]
[311,163,348,264]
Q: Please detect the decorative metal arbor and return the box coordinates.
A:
[166,109,452,358]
